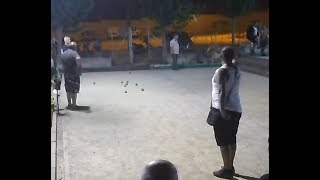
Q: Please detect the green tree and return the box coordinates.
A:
[212,20,230,44]
[140,0,194,61]
[125,0,148,64]
[218,0,255,46]
[51,0,94,53]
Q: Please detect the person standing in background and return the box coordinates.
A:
[259,23,269,56]
[247,21,259,55]
[170,34,180,70]
[51,42,61,96]
[61,36,71,54]
[60,42,82,110]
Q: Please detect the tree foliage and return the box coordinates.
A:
[137,0,194,59]
[216,0,255,45]
[51,0,94,30]
[216,0,255,17]
[147,0,194,30]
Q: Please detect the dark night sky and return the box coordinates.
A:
[86,0,127,20]
[86,0,269,21]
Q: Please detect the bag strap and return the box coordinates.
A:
[226,65,238,104]
[210,65,238,109]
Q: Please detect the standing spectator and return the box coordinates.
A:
[61,36,71,54]
[141,160,178,180]
[53,35,70,96]
[247,21,259,55]
[259,24,269,56]
[51,38,59,62]
[170,34,180,70]
[60,42,82,110]
[93,39,101,54]
[210,47,242,179]
[51,44,61,96]
[82,41,89,56]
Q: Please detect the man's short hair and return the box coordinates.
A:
[68,41,77,51]
[221,46,235,63]
[64,36,70,42]
[141,160,178,180]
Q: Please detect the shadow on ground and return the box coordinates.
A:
[75,106,91,113]
[233,173,260,180]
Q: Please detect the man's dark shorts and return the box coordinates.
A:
[211,107,242,146]
[248,36,258,44]
[64,74,80,93]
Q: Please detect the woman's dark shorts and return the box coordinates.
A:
[211,107,242,146]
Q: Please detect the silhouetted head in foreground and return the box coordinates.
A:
[141,160,178,180]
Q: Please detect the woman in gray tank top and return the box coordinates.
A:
[210,47,242,179]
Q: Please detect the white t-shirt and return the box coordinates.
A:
[170,39,179,54]
[253,26,258,36]
[211,64,242,113]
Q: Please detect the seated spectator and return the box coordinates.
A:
[141,160,178,180]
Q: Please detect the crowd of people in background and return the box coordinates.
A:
[247,21,269,56]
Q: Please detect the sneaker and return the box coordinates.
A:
[221,166,235,175]
[66,105,74,111]
[52,89,60,96]
[213,167,234,179]
[72,105,79,110]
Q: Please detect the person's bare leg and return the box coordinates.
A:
[250,42,254,55]
[220,146,232,169]
[71,93,77,107]
[66,93,72,106]
[230,144,237,166]
[214,146,233,178]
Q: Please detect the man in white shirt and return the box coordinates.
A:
[170,34,179,70]
[246,21,259,55]
[61,36,71,54]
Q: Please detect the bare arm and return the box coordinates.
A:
[75,55,81,76]
[218,69,227,109]
[218,68,230,120]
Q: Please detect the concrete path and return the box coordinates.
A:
[56,68,269,180]
[51,106,57,180]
